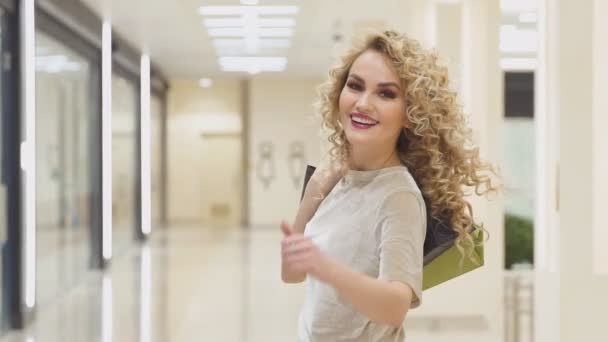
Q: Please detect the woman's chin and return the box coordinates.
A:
[345,131,374,146]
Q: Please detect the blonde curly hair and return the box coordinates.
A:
[316,30,500,262]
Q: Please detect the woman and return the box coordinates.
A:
[280,30,498,341]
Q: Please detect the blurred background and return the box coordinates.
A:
[0,0,605,341]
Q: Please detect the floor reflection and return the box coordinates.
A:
[1,226,502,342]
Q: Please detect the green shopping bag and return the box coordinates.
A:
[300,165,484,291]
[422,226,484,290]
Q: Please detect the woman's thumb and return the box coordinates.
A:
[280,221,292,236]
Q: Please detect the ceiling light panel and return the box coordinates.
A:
[204,17,295,28]
[208,27,293,37]
[219,56,287,72]
[199,6,299,16]
[200,5,297,73]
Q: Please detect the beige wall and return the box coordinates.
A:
[248,77,324,228]
[167,79,242,225]
[168,77,325,227]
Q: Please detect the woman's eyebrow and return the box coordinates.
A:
[349,73,401,90]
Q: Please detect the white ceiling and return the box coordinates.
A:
[80,0,423,80]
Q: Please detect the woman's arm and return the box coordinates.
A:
[281,161,343,283]
[282,234,414,327]
[322,257,414,328]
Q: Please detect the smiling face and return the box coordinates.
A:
[338,49,409,156]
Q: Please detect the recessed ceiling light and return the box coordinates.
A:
[199,78,213,88]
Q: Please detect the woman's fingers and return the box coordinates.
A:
[285,254,315,273]
[282,240,310,258]
[280,221,292,237]
[281,235,310,250]
[285,250,313,263]
[281,233,320,275]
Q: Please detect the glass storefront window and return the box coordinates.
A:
[35,31,93,305]
[112,74,137,255]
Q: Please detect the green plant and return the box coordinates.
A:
[504,213,534,269]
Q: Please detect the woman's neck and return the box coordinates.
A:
[348,146,401,171]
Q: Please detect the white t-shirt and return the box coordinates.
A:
[298,165,426,342]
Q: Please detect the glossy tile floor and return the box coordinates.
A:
[1,226,503,342]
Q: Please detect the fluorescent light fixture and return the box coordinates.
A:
[20,0,36,309]
[219,56,287,73]
[500,57,537,71]
[204,18,245,27]
[213,39,245,47]
[141,55,151,236]
[102,21,113,260]
[139,246,151,342]
[259,39,291,48]
[519,12,538,23]
[199,6,299,16]
[208,28,247,37]
[500,25,537,53]
[199,78,213,88]
[214,41,292,56]
[257,18,296,27]
[240,0,259,4]
[204,17,296,28]
[208,27,293,37]
[213,38,291,48]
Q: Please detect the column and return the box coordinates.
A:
[536,0,608,340]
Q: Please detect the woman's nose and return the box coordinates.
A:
[355,92,374,113]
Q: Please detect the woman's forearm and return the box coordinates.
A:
[294,163,344,231]
[282,163,343,283]
[321,257,413,328]
[282,179,324,283]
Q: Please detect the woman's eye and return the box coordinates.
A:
[347,82,362,91]
[380,90,396,99]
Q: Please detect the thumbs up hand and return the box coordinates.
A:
[280,220,333,283]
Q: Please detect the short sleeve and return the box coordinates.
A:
[376,190,426,309]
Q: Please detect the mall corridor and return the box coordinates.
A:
[0,0,606,341]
